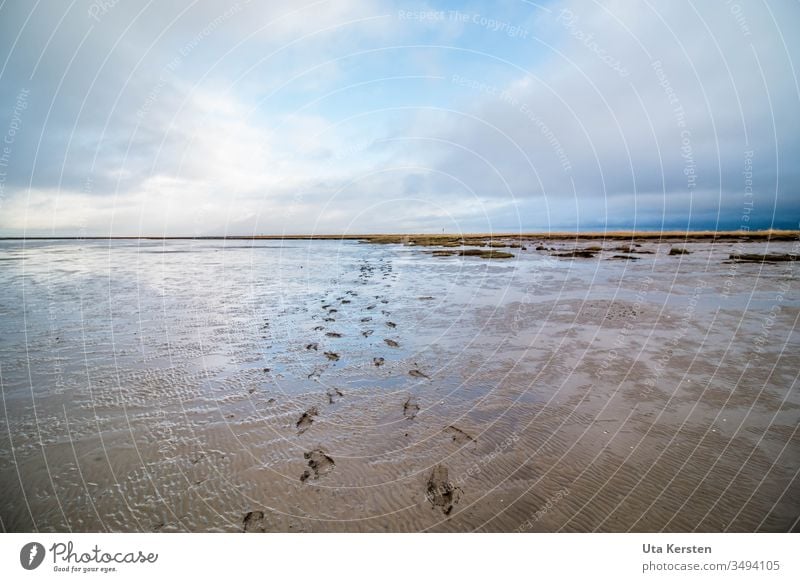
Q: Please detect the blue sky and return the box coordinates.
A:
[0,0,798,235]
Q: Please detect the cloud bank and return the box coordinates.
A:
[0,0,798,235]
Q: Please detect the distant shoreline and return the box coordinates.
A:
[1,230,798,242]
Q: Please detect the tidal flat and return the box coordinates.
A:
[0,235,798,532]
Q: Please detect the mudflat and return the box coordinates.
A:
[0,235,797,532]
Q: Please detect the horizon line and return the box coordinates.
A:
[1,229,799,241]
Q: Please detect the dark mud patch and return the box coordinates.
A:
[669,247,691,255]
[425,465,462,516]
[729,253,798,263]
[296,407,319,434]
[552,250,597,259]
[403,397,420,420]
[300,449,335,482]
[324,351,340,361]
[458,249,514,259]
[384,339,399,348]
[409,369,430,380]
[325,332,342,338]
[608,254,639,260]
[242,510,267,532]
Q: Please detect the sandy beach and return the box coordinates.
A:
[0,234,798,532]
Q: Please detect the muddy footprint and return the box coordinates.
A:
[409,369,430,379]
[403,396,420,420]
[373,357,385,367]
[444,425,475,445]
[242,510,267,533]
[324,351,340,361]
[300,449,335,482]
[425,465,462,516]
[327,388,344,404]
[296,407,319,434]
[384,339,399,348]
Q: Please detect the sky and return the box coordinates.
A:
[0,0,798,236]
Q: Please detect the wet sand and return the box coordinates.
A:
[0,236,798,532]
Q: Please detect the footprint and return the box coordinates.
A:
[296,407,319,434]
[300,449,335,482]
[362,330,374,337]
[386,321,397,328]
[306,342,319,351]
[403,396,420,420]
[326,332,342,338]
[242,510,267,533]
[409,369,430,379]
[324,351,340,361]
[425,465,462,516]
[384,339,399,348]
[327,388,344,404]
[444,425,475,445]
[373,357,385,367]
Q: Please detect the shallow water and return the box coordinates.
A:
[0,238,798,532]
